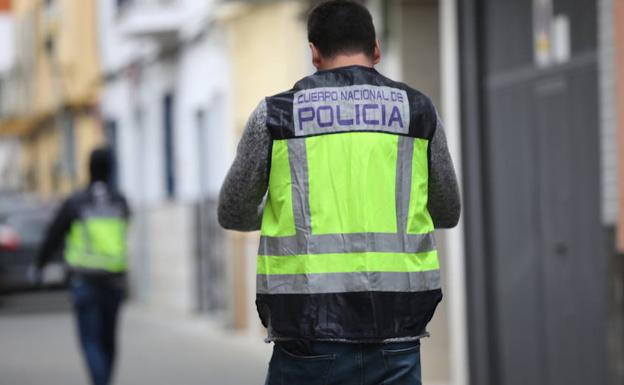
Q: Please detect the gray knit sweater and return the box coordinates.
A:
[218,99,460,231]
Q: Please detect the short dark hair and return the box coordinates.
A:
[307,0,376,59]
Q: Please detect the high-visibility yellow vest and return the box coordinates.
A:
[257,65,442,342]
[65,201,128,273]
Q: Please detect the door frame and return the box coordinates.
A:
[458,0,501,384]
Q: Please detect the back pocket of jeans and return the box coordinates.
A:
[276,347,336,385]
[381,343,421,385]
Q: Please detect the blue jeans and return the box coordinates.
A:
[70,277,124,385]
[265,340,422,385]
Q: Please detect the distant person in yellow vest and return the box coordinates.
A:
[218,1,460,384]
[36,147,130,385]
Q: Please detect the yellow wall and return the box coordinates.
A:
[22,125,59,197]
[74,114,104,186]
[222,0,309,330]
[60,0,100,107]
[8,0,103,198]
[30,0,100,116]
[20,115,104,198]
[226,1,309,136]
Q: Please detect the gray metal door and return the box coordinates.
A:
[460,0,609,384]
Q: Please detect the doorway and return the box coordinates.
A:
[460,0,609,384]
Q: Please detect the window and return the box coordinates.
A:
[105,119,119,190]
[0,78,4,118]
[195,109,205,192]
[162,93,175,199]
[60,113,75,181]
[116,0,133,13]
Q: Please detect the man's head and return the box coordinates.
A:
[307,0,380,70]
[89,146,114,184]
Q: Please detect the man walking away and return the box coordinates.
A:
[218,1,460,384]
[36,147,131,385]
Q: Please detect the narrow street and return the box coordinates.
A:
[0,291,272,385]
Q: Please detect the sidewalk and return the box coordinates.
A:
[0,292,272,385]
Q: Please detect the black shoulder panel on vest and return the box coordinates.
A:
[265,66,437,140]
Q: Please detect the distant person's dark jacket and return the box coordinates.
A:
[37,182,131,285]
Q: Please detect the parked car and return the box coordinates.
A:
[0,196,66,292]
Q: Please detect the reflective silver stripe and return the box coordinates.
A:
[287,139,312,234]
[257,270,441,294]
[396,136,414,233]
[79,219,95,257]
[258,232,435,256]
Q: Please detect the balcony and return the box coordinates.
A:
[117,0,189,46]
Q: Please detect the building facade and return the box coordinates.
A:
[1,1,622,384]
[0,0,104,198]
[96,0,234,319]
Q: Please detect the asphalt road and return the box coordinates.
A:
[0,291,272,385]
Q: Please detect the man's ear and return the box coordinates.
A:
[310,43,322,69]
[373,39,382,65]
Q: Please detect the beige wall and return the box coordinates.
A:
[21,114,104,198]
[22,124,59,197]
[30,0,100,116]
[222,0,309,330]
[8,0,103,198]
[74,114,105,186]
[227,1,309,136]
[398,0,441,107]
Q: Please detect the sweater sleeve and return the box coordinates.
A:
[218,100,271,231]
[428,117,461,228]
[36,197,75,269]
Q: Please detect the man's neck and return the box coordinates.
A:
[318,54,375,70]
